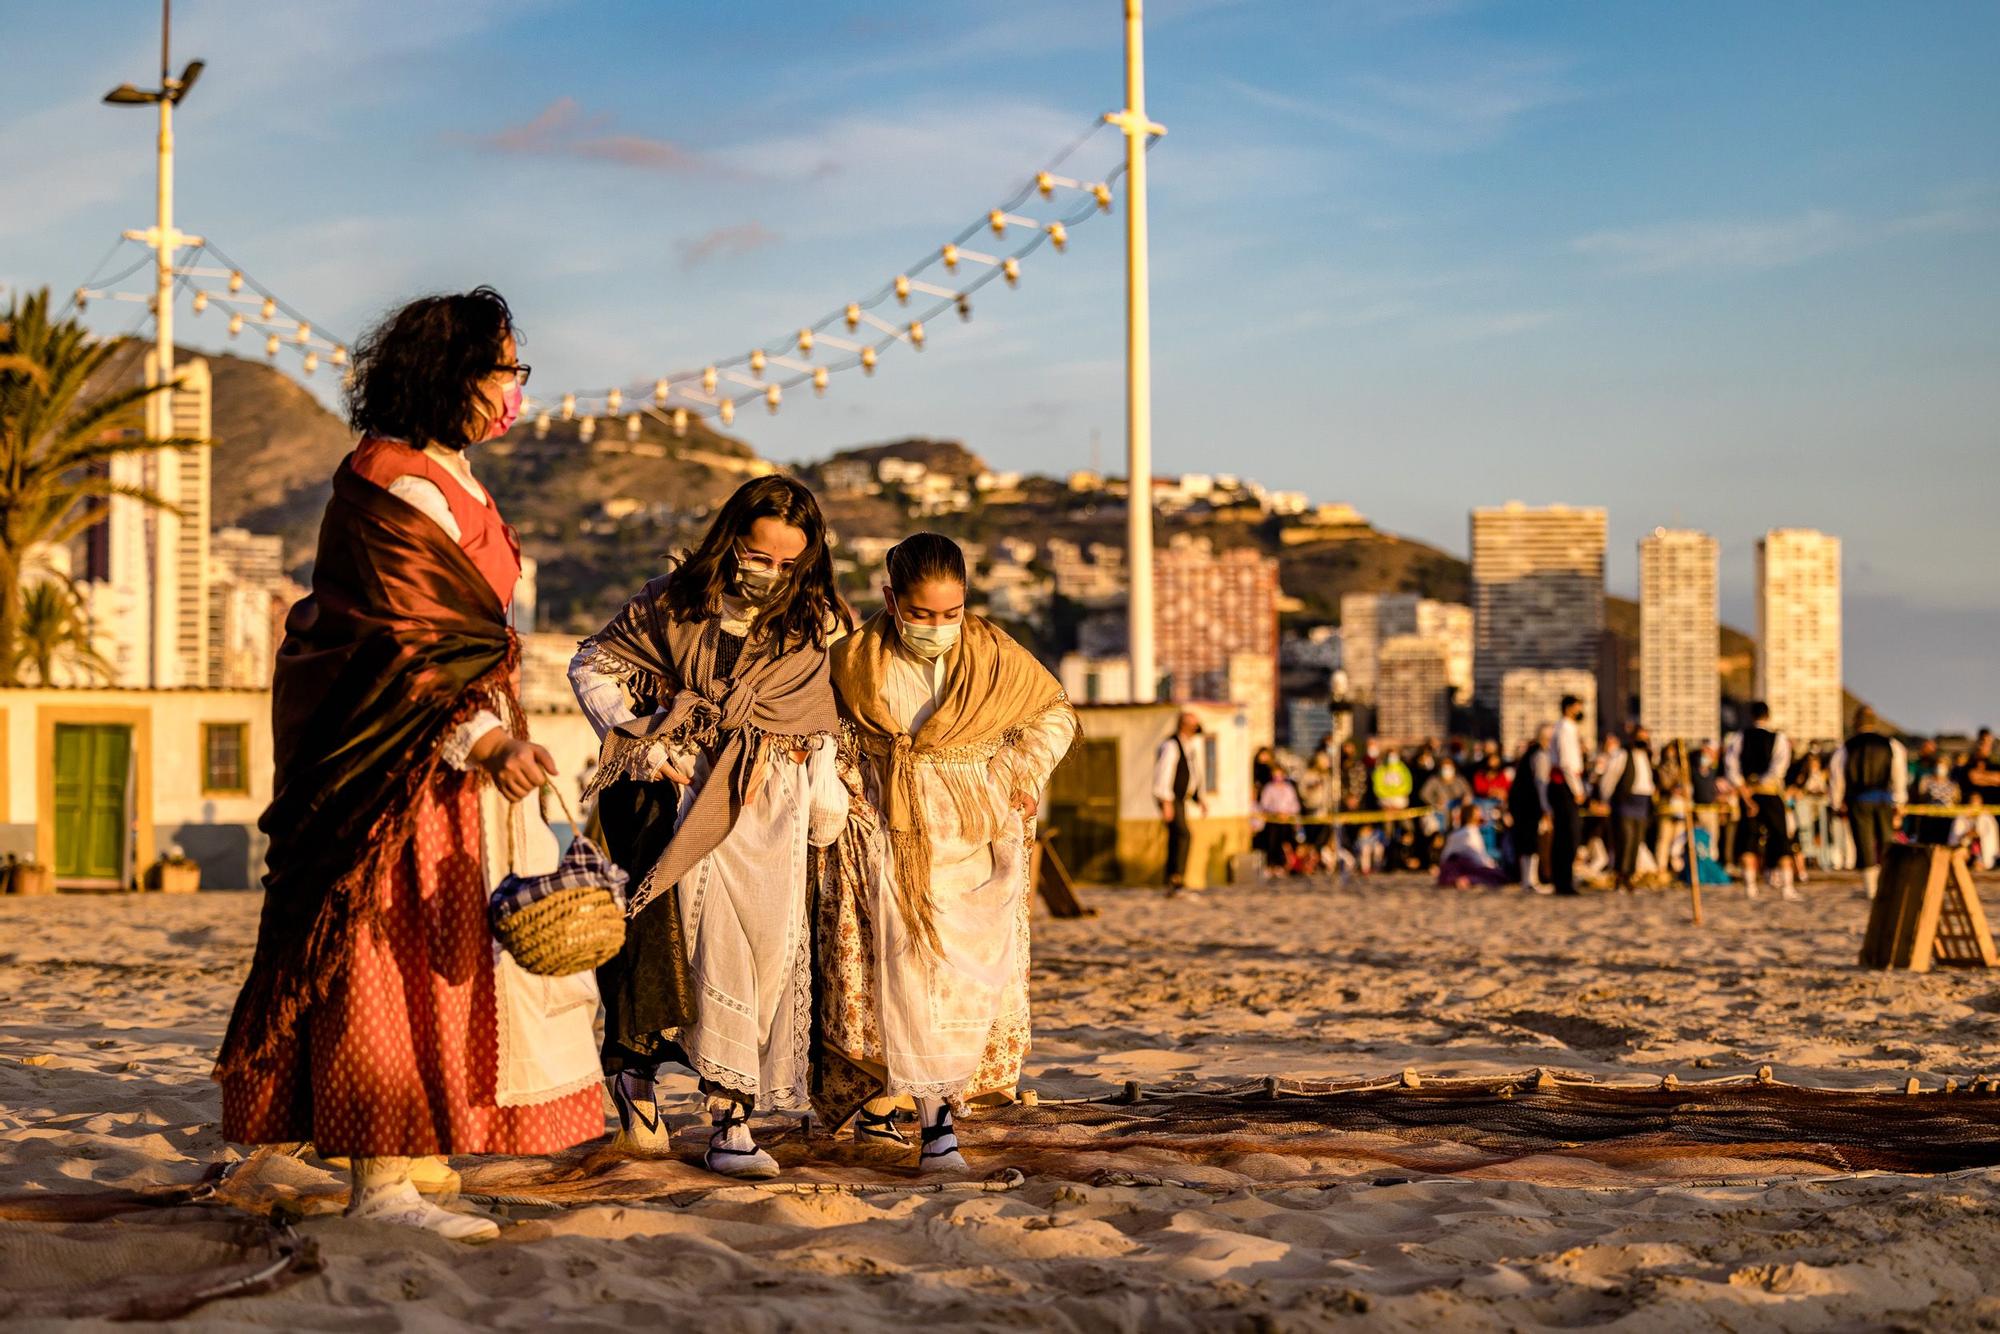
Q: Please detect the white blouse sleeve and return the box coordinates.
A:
[806,734,850,848]
[567,643,641,741]
[386,475,462,543]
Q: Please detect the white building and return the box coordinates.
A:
[1338,592,1419,702]
[1415,600,1474,705]
[1377,635,1451,743]
[1756,528,1842,744]
[1639,528,1720,745]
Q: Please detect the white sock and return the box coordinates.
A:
[1521,853,1538,888]
[1863,866,1880,899]
[917,1097,959,1157]
[709,1096,755,1152]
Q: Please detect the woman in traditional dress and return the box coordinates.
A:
[215,289,604,1242]
[820,533,1077,1171]
[569,476,849,1179]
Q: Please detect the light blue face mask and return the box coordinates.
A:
[897,616,961,661]
[734,565,782,602]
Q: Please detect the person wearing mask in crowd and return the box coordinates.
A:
[1437,805,1508,888]
[1600,726,1658,893]
[1372,747,1413,811]
[215,290,600,1242]
[1547,696,1589,896]
[1508,726,1553,891]
[1473,749,1512,802]
[570,476,851,1180]
[1337,741,1372,874]
[1726,701,1795,899]
[1583,732,1623,879]
[1830,706,1908,900]
[1256,766,1305,878]
[1419,756,1473,862]
[1153,712,1207,893]
[1409,744,1439,805]
[1296,747,1338,868]
[1252,746,1278,791]
[1910,737,1940,790]
[1956,730,2000,870]
[1912,754,1963,849]
[823,532,1077,1174]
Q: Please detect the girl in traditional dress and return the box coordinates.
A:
[821,533,1077,1171]
[215,289,603,1242]
[570,477,849,1179]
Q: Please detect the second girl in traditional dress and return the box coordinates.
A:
[821,533,1077,1171]
[569,476,849,1179]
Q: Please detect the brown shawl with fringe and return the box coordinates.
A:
[577,575,840,916]
[214,458,517,1080]
[829,611,1069,957]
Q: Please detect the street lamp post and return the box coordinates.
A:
[103,0,203,688]
[1106,0,1164,703]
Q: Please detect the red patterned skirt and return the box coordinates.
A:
[221,769,604,1157]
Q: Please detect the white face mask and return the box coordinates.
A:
[734,565,782,602]
[898,617,960,661]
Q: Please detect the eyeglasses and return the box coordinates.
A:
[734,544,798,574]
[493,363,532,386]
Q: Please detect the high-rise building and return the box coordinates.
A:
[1154,536,1279,706]
[1415,600,1474,705]
[1471,503,1606,715]
[1756,529,1842,743]
[77,349,214,687]
[1500,668,1597,757]
[1377,635,1450,743]
[206,527,291,688]
[1338,592,1418,701]
[1639,528,1719,744]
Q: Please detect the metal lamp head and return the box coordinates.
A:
[102,83,160,105]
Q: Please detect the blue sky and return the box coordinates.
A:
[3,1,1996,730]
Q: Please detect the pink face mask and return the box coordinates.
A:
[484,379,523,441]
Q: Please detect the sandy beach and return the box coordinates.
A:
[6,874,2000,1330]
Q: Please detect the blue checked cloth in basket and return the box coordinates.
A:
[489,828,629,925]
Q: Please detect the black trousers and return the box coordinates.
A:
[1744,794,1789,864]
[1848,801,1896,869]
[1548,783,1582,895]
[1165,799,1192,884]
[1615,816,1648,881]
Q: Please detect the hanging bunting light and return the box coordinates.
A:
[654,378,670,405]
[191,290,208,313]
[606,387,622,413]
[1003,257,1020,286]
[228,312,243,336]
[671,407,688,437]
[765,383,781,413]
[797,328,814,355]
[845,303,861,330]
[702,365,718,395]
[749,348,766,375]
[812,366,829,395]
[227,270,243,293]
[908,320,925,348]
[860,346,877,374]
[718,398,735,426]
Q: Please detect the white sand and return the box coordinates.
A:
[5,875,2000,1330]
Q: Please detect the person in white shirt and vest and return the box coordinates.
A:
[1154,712,1208,891]
[1725,700,1795,899]
[1600,725,1658,892]
[1547,695,1589,896]
[1829,705,1908,900]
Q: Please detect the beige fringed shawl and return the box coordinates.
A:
[579,574,841,916]
[829,611,1070,957]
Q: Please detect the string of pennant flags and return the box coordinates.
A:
[70,114,1153,440]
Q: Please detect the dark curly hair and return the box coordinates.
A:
[663,476,852,651]
[344,286,516,449]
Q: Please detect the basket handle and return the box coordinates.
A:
[537,780,581,833]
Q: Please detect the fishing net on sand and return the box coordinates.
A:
[6,1069,1998,1319]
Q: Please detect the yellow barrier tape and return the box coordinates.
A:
[1287,808,1433,827]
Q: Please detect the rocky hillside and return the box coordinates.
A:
[198,355,1854,718]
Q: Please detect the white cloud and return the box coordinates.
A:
[1573,199,2000,276]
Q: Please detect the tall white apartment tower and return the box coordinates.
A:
[1756,528,1842,744]
[1638,528,1719,744]
[1470,503,1607,715]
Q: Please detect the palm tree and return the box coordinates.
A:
[15,577,112,686]
[0,289,196,685]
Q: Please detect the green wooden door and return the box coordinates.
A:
[1047,737,1121,883]
[53,724,131,882]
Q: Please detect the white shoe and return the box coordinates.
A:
[346,1180,499,1243]
[704,1117,780,1180]
[917,1106,968,1174]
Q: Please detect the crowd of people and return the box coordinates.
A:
[1231,696,1999,897]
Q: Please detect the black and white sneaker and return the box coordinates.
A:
[854,1106,910,1147]
[703,1106,779,1180]
[917,1106,967,1174]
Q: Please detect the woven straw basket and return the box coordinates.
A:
[494,881,626,976]
[490,784,627,977]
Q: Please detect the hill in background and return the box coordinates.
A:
[199,353,1838,719]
